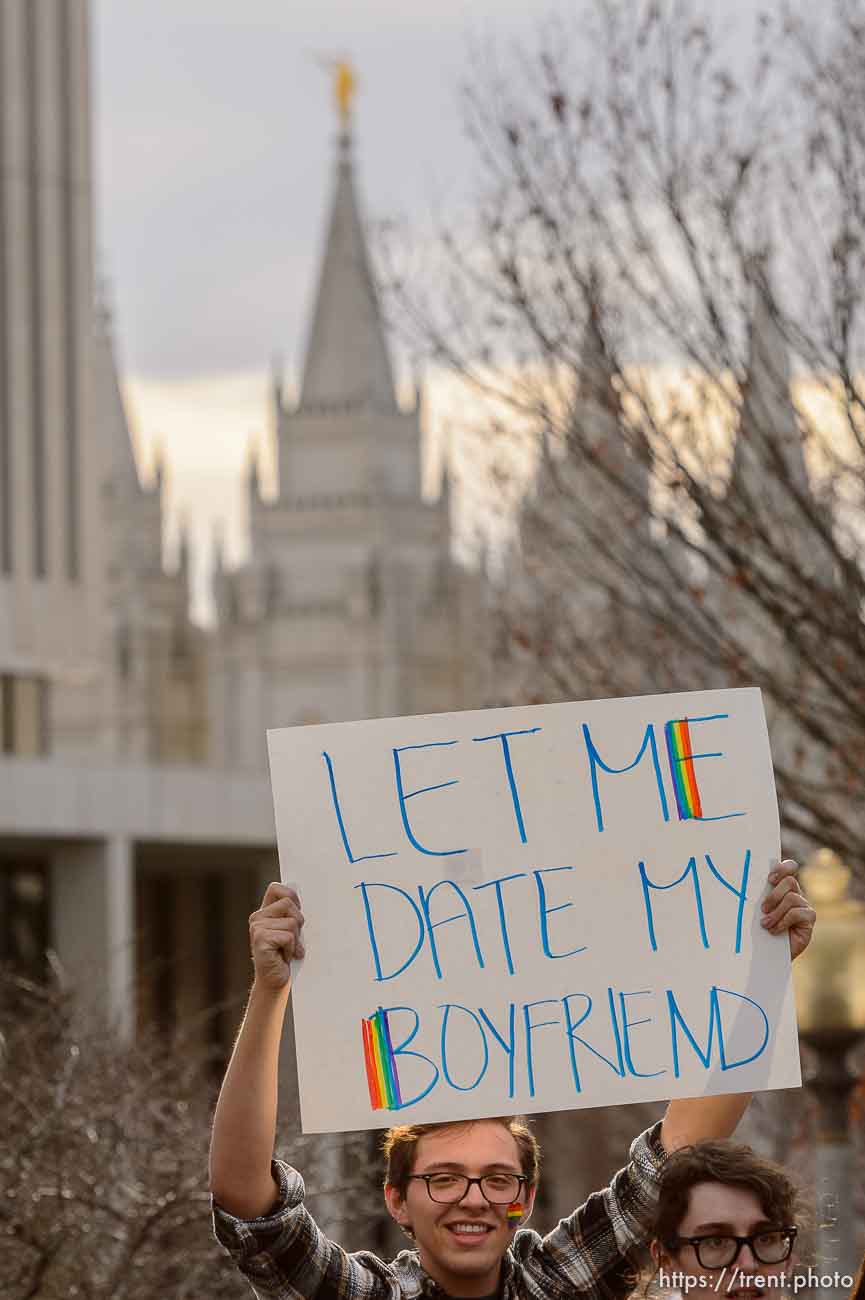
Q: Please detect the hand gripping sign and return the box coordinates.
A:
[266,688,800,1133]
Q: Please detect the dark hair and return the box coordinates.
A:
[651,1140,800,1246]
[631,1140,803,1297]
[382,1116,540,1196]
[850,1257,865,1300]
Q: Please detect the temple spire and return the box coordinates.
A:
[212,520,225,577]
[729,260,810,505]
[565,297,649,511]
[177,512,191,580]
[152,441,165,495]
[94,282,143,498]
[298,68,397,414]
[271,353,284,412]
[247,438,261,504]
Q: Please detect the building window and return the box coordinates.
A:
[0,864,50,980]
[0,674,50,756]
[135,866,259,1066]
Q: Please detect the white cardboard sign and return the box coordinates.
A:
[267,688,801,1133]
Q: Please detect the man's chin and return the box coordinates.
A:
[440,1244,503,1279]
[443,1250,499,1277]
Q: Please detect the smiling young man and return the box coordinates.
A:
[209,861,815,1300]
[382,1117,541,1298]
[648,1141,801,1299]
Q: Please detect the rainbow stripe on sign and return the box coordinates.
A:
[362,1009,403,1111]
[665,718,704,820]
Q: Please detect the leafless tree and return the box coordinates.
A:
[0,968,387,1297]
[0,967,249,1298]
[383,0,865,879]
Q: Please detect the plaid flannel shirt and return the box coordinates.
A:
[213,1121,665,1300]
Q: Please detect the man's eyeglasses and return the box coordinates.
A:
[669,1227,797,1269]
[407,1172,527,1205]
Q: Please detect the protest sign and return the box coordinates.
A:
[267,687,801,1133]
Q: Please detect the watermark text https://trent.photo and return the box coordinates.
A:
[658,1268,855,1294]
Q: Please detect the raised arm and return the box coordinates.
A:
[661,859,815,1153]
[209,883,304,1219]
[660,1091,751,1152]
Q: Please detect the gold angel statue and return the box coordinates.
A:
[334,61,356,127]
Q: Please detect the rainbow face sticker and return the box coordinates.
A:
[507,1203,524,1222]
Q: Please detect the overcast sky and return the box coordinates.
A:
[93,0,541,611]
[94,0,776,618]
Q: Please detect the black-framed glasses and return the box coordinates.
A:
[407,1172,527,1205]
[669,1227,797,1269]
